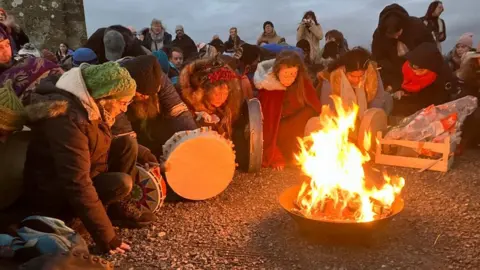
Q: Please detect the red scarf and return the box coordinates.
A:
[401,61,437,93]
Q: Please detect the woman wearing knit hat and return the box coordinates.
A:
[256,21,283,46]
[445,33,474,72]
[0,79,25,142]
[22,62,154,254]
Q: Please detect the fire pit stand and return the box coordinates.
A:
[279,185,404,245]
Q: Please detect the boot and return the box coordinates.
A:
[107,199,155,228]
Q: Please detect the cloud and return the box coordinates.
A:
[84,0,480,52]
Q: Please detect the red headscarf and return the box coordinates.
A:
[401,61,437,93]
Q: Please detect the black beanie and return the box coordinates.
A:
[263,21,274,30]
[121,55,162,95]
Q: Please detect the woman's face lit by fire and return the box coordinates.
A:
[346,70,365,88]
[207,84,229,108]
[278,65,298,87]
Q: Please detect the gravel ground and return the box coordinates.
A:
[107,151,480,270]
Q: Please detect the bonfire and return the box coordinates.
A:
[293,97,405,223]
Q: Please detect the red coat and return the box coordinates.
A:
[254,59,322,168]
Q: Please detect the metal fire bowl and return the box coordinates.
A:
[279,185,404,240]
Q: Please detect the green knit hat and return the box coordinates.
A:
[0,80,26,132]
[80,62,136,100]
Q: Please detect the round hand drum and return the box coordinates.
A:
[357,108,388,152]
[163,127,236,200]
[131,164,167,213]
[232,98,263,173]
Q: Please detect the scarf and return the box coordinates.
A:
[150,30,165,51]
[401,61,437,93]
[339,69,368,119]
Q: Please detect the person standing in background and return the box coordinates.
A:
[422,1,446,53]
[257,21,283,45]
[296,10,323,64]
[172,25,197,61]
[142,19,172,53]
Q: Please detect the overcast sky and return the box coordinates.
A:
[84,0,480,52]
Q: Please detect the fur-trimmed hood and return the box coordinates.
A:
[24,67,101,123]
[253,59,286,91]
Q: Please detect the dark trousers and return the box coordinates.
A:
[0,136,138,232]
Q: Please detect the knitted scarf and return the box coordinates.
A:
[401,61,437,93]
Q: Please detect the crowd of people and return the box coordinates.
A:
[0,0,479,258]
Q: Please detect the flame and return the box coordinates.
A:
[295,96,405,222]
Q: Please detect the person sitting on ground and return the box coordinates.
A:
[445,33,474,73]
[390,42,452,117]
[55,42,73,64]
[0,9,29,53]
[296,10,324,64]
[60,47,98,71]
[179,56,244,138]
[254,50,322,170]
[0,79,26,143]
[142,19,172,53]
[172,25,197,61]
[421,1,446,52]
[116,55,197,156]
[257,21,283,46]
[318,47,393,119]
[324,29,349,55]
[85,25,148,63]
[455,44,480,149]
[21,62,153,254]
[372,3,435,93]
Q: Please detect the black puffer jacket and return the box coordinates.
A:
[84,25,147,63]
[23,72,119,252]
[142,30,173,53]
[392,42,453,116]
[372,4,435,90]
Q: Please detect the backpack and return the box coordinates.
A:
[0,216,88,262]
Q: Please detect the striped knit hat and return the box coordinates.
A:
[0,79,26,132]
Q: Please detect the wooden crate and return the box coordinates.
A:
[374,131,455,172]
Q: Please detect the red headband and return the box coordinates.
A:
[207,67,238,84]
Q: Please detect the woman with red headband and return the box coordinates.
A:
[178,57,244,138]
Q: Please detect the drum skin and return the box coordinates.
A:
[132,165,166,213]
[357,108,388,152]
[233,99,263,173]
[0,131,30,210]
[163,128,235,200]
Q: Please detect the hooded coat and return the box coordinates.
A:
[392,42,452,116]
[84,25,147,64]
[22,70,119,253]
[296,22,324,64]
[372,4,435,91]
[172,34,198,60]
[254,59,322,167]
